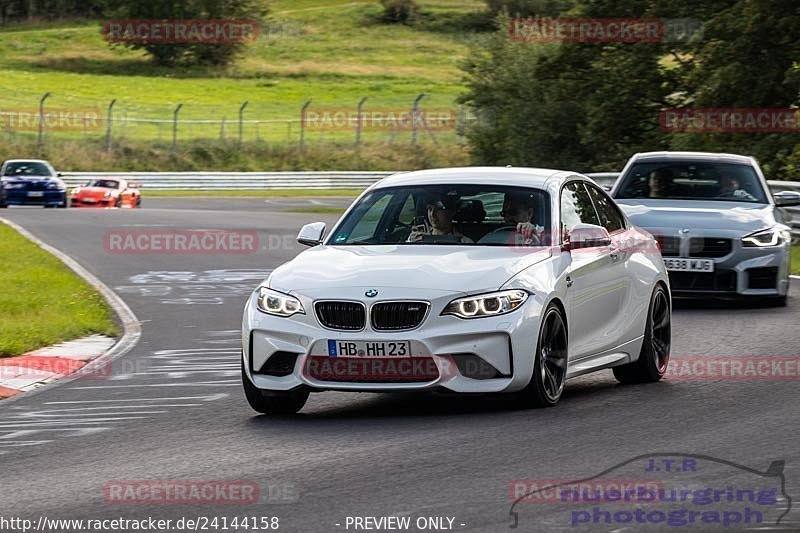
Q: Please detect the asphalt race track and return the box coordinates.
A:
[1,198,799,532]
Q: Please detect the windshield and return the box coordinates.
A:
[87,179,120,189]
[2,161,53,177]
[615,161,767,203]
[329,184,551,246]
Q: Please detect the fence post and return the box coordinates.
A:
[300,99,312,153]
[38,92,51,147]
[105,99,116,152]
[238,101,248,147]
[356,96,367,147]
[412,93,424,146]
[172,103,183,153]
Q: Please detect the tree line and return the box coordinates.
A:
[460,0,800,179]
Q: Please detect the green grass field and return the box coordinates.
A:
[0,222,118,356]
[0,1,485,168]
[792,243,799,275]
[0,1,484,125]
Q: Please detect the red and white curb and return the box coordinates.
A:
[0,335,116,397]
[0,217,141,403]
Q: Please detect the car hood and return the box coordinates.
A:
[615,199,777,234]
[268,245,552,294]
[3,177,58,185]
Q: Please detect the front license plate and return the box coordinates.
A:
[327,340,411,357]
[664,258,714,272]
[27,191,44,197]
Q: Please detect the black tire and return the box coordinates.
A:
[135,196,142,208]
[519,303,568,407]
[241,359,308,414]
[768,294,788,307]
[115,197,122,208]
[613,284,671,384]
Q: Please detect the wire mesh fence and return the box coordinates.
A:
[0,89,477,151]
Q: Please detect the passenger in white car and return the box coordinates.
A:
[407,195,474,243]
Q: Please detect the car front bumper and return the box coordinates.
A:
[4,190,66,205]
[70,196,116,207]
[241,287,546,394]
[652,230,791,298]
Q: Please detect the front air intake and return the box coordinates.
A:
[370,301,429,331]
[315,301,366,330]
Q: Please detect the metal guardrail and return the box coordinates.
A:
[61,171,396,191]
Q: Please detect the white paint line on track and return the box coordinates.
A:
[0,217,142,404]
[45,394,229,404]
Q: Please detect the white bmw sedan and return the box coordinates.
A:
[241,167,671,413]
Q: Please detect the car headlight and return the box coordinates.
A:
[104,192,112,198]
[256,287,304,317]
[70,188,80,195]
[442,289,528,319]
[4,183,23,189]
[741,227,791,247]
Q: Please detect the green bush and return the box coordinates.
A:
[379,0,420,24]
[105,0,268,66]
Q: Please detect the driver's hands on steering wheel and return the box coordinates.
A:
[516,222,537,238]
[515,222,543,244]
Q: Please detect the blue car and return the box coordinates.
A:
[0,159,67,208]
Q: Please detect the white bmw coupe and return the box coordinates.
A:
[241,167,671,413]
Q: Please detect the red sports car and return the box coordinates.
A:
[69,178,141,208]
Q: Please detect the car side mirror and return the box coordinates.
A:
[566,223,611,250]
[773,190,800,207]
[297,222,326,247]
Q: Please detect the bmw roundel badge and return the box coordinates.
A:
[365,289,378,298]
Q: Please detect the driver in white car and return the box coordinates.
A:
[478,192,543,245]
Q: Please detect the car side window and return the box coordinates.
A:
[560,182,600,241]
[586,184,625,233]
